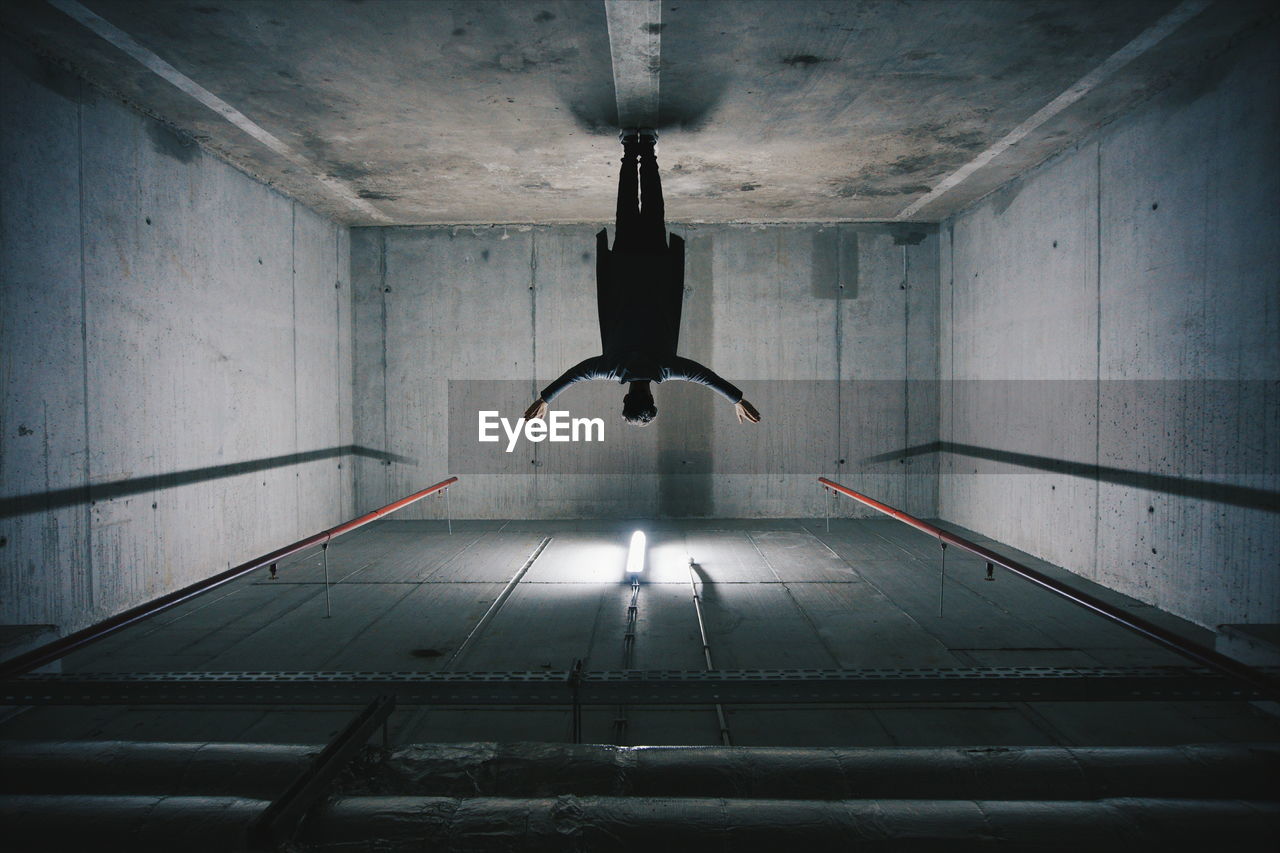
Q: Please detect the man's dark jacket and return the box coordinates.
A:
[540,230,742,403]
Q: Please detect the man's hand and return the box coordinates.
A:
[735,399,761,424]
[523,397,549,421]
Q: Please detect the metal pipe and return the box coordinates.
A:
[687,561,732,746]
[614,576,641,745]
[0,741,315,797]
[687,566,715,672]
[299,795,1280,850]
[327,741,1280,801]
[623,577,640,670]
[569,659,584,745]
[249,695,397,850]
[816,477,1279,697]
[0,477,459,678]
[6,793,1275,851]
[444,536,551,671]
[1,795,267,852]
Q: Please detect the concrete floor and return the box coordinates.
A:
[4,518,1276,749]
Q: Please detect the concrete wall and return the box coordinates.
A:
[938,28,1279,630]
[0,42,354,637]
[351,223,938,519]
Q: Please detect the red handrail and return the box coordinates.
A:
[0,477,458,679]
[818,477,1278,697]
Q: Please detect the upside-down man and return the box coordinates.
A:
[524,129,761,427]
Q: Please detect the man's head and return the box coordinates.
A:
[622,381,657,427]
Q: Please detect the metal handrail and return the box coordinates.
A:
[817,477,1278,698]
[0,477,458,679]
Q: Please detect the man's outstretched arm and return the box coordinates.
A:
[524,356,614,420]
[665,356,761,423]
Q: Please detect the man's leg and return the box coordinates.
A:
[637,131,666,251]
[613,132,641,253]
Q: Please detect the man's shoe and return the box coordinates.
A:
[618,128,640,146]
[637,127,658,146]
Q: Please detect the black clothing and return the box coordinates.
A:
[613,146,666,253]
[596,227,684,358]
[541,354,743,404]
[540,147,743,406]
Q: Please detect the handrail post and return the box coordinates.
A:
[322,542,332,618]
[938,541,947,618]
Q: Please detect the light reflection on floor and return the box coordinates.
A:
[524,530,697,585]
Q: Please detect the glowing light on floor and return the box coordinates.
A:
[625,530,646,573]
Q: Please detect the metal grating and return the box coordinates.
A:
[3,666,1270,706]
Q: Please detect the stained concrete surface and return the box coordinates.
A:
[0,37,354,638]
[352,223,938,520]
[937,19,1280,631]
[0,0,1275,768]
[3,519,1276,749]
[4,1,1273,224]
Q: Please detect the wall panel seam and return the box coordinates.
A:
[1093,139,1102,584]
[77,78,93,626]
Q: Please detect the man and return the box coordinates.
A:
[524,129,761,427]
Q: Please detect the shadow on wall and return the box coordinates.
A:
[659,233,714,515]
[865,441,1279,513]
[0,446,411,519]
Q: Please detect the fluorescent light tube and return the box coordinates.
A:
[626,530,646,573]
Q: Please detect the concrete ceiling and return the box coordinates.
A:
[4,0,1271,225]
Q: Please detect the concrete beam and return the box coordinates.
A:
[605,0,662,128]
[47,0,388,223]
[896,0,1212,220]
